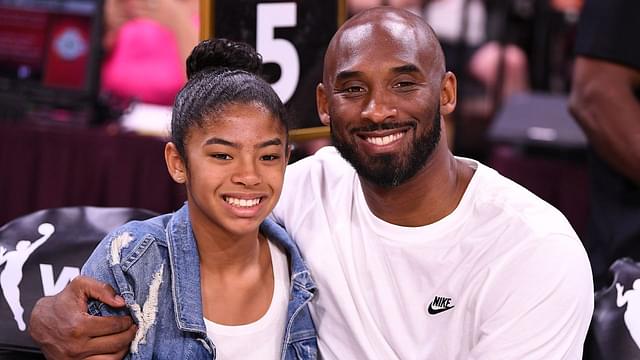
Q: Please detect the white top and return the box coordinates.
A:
[272,146,594,360]
[204,240,289,360]
[424,0,486,46]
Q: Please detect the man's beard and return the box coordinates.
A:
[331,109,441,188]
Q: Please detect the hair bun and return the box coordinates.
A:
[186,38,263,79]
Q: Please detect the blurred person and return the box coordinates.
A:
[30,7,592,359]
[424,0,530,159]
[424,0,530,105]
[101,0,199,105]
[569,0,640,290]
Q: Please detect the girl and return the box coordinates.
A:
[81,39,317,359]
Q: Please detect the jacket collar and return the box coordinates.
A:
[166,204,207,333]
[260,218,317,293]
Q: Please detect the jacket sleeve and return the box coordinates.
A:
[81,230,132,318]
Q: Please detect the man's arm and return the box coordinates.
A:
[569,57,640,184]
[29,276,136,360]
[469,234,594,359]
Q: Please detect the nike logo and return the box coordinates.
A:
[427,296,455,315]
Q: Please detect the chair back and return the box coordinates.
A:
[0,206,157,353]
[588,258,640,359]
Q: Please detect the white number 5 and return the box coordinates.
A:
[256,2,300,103]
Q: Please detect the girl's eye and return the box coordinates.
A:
[211,153,232,160]
[261,154,280,161]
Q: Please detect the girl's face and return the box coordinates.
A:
[166,102,289,239]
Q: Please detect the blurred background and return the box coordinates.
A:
[0,0,589,235]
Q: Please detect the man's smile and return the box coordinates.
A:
[362,130,407,146]
[353,124,414,152]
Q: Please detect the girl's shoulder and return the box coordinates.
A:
[98,212,174,266]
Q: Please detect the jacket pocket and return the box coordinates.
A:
[291,338,318,359]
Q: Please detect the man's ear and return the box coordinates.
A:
[165,142,187,184]
[440,71,457,116]
[316,83,331,126]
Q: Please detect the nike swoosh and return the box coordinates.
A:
[427,304,455,315]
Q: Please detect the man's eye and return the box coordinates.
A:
[393,81,415,88]
[345,86,364,93]
[211,153,232,160]
[335,86,365,94]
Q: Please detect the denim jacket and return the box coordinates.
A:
[82,204,318,359]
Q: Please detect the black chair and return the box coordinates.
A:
[586,258,640,359]
[0,206,157,357]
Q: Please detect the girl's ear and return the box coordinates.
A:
[285,143,292,164]
[165,142,187,184]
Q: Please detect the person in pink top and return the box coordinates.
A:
[101,0,199,105]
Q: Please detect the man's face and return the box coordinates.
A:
[319,17,444,188]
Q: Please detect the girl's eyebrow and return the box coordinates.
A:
[203,137,282,148]
[204,137,235,147]
[259,138,282,148]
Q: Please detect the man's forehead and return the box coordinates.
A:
[324,8,442,80]
[329,27,429,75]
[335,14,424,51]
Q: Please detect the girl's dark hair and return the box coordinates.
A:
[172,38,289,160]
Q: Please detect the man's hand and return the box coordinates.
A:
[28,276,136,360]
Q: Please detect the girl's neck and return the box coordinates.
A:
[190,219,265,275]
[192,220,275,325]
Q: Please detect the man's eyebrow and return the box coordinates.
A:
[335,70,363,82]
[335,65,420,82]
[391,64,420,74]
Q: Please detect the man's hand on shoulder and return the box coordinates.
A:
[29,276,136,360]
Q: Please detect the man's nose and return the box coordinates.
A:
[361,88,398,123]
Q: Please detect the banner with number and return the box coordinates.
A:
[202,0,346,129]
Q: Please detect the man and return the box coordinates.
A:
[568,0,640,291]
[30,7,593,359]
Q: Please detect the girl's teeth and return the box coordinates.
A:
[225,197,261,207]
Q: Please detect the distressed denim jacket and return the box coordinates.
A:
[82,204,318,359]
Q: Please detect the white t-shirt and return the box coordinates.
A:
[272,146,594,360]
[204,240,289,360]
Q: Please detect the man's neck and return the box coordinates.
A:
[359,144,474,227]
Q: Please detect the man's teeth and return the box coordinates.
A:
[366,132,404,145]
[224,197,261,207]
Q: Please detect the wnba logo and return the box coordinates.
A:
[617,279,640,349]
[0,223,80,332]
